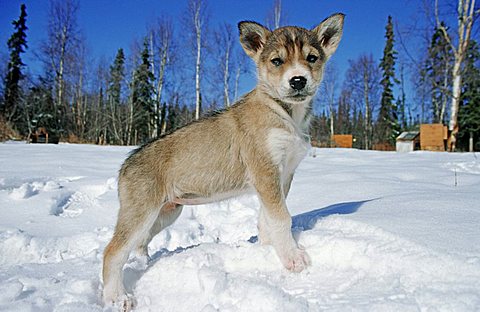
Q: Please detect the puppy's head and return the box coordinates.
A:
[239,14,344,105]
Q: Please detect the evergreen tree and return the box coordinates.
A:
[179,104,190,129]
[397,64,407,130]
[2,4,28,124]
[309,112,330,146]
[108,49,125,109]
[131,39,155,142]
[458,40,480,151]
[25,75,55,134]
[167,102,179,132]
[377,15,399,145]
[107,48,125,144]
[160,102,167,134]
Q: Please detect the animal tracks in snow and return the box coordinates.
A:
[8,183,39,199]
[50,191,78,216]
[5,179,63,200]
[4,176,117,219]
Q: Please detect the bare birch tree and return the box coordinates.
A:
[71,37,87,139]
[321,63,339,139]
[266,0,285,29]
[185,0,207,120]
[41,0,81,133]
[233,48,250,102]
[345,54,381,149]
[435,0,479,151]
[149,16,174,135]
[213,23,235,107]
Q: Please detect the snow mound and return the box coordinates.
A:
[134,215,480,311]
[135,243,309,312]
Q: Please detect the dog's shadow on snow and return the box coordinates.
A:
[248,199,374,243]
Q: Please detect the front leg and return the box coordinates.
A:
[258,172,294,244]
[252,162,310,272]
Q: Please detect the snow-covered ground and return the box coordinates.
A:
[1,142,479,311]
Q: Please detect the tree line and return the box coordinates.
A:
[1,0,479,151]
[312,0,479,151]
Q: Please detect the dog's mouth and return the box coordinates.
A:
[288,95,307,102]
[286,91,313,102]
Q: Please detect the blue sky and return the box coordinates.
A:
[0,0,452,112]
[0,0,425,70]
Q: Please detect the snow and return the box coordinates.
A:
[1,142,479,311]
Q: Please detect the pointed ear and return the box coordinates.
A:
[312,13,345,58]
[238,21,271,60]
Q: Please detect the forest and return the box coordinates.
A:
[1,0,479,151]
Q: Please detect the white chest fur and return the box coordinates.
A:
[267,127,309,179]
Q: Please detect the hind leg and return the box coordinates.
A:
[135,202,183,259]
[103,204,160,309]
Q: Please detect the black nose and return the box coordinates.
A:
[289,76,307,90]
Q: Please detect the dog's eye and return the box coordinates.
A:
[306,55,318,63]
[271,58,283,67]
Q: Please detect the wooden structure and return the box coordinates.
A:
[420,124,447,151]
[395,124,448,152]
[331,134,353,148]
[30,127,59,144]
[396,131,420,152]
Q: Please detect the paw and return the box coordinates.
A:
[280,248,311,273]
[104,291,135,312]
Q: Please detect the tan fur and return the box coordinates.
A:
[103,13,344,309]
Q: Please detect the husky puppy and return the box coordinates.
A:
[103,13,344,309]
